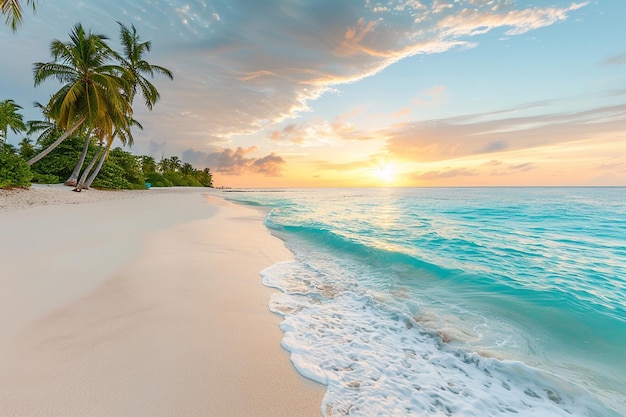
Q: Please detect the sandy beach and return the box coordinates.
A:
[0,185,324,417]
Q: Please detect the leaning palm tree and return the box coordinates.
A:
[28,102,95,185]
[0,98,26,144]
[28,23,132,166]
[72,23,171,188]
[1,0,36,32]
[75,115,142,191]
[116,22,173,109]
[63,127,93,186]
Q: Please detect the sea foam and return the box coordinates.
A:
[262,260,619,417]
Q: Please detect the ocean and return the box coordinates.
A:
[224,187,625,417]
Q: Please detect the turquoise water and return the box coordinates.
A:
[225,187,625,416]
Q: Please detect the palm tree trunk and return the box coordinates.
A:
[74,145,103,191]
[83,144,111,189]
[77,143,110,191]
[64,129,92,186]
[27,117,85,166]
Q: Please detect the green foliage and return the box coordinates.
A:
[34,24,131,140]
[162,171,186,186]
[196,168,213,187]
[108,147,144,185]
[144,172,173,187]
[30,134,93,181]
[91,147,146,189]
[182,176,203,187]
[1,0,37,32]
[31,172,60,184]
[18,138,36,159]
[91,161,130,189]
[0,99,27,143]
[139,155,157,173]
[0,146,33,189]
[155,156,212,187]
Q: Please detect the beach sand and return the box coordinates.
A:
[0,185,325,416]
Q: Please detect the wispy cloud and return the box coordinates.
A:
[384,102,626,162]
[410,167,476,180]
[140,0,590,146]
[437,2,588,37]
[267,115,374,145]
[487,161,536,176]
[602,53,626,66]
[412,85,448,107]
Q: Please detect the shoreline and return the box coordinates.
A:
[0,185,325,416]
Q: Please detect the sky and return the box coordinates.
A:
[1,0,625,187]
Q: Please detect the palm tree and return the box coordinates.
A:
[181,162,195,176]
[63,127,94,186]
[1,0,36,32]
[28,23,132,166]
[157,157,170,173]
[0,99,26,144]
[140,155,156,173]
[27,101,88,186]
[72,23,172,189]
[18,137,35,159]
[116,22,173,109]
[27,101,59,144]
[157,155,182,174]
[75,115,142,190]
[74,137,106,191]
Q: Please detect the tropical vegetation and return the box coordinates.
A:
[0,133,213,189]
[0,143,32,188]
[0,21,214,190]
[0,99,26,144]
[1,0,36,32]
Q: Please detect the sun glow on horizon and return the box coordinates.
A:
[373,162,398,183]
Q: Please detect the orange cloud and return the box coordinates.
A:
[182,147,286,177]
[385,102,626,162]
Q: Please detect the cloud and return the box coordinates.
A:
[182,146,286,177]
[156,0,588,144]
[412,85,448,107]
[602,53,626,66]
[384,102,626,162]
[309,159,373,172]
[267,115,374,144]
[2,0,590,159]
[437,2,588,37]
[489,161,536,176]
[410,167,477,180]
[594,159,625,172]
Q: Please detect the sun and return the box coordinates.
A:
[373,163,397,183]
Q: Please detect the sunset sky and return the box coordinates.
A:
[1,0,625,187]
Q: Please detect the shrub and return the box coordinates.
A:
[145,172,173,187]
[107,147,144,187]
[31,172,60,184]
[0,148,33,189]
[163,172,185,186]
[30,135,90,181]
[91,161,130,189]
[91,147,147,190]
[181,175,203,187]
